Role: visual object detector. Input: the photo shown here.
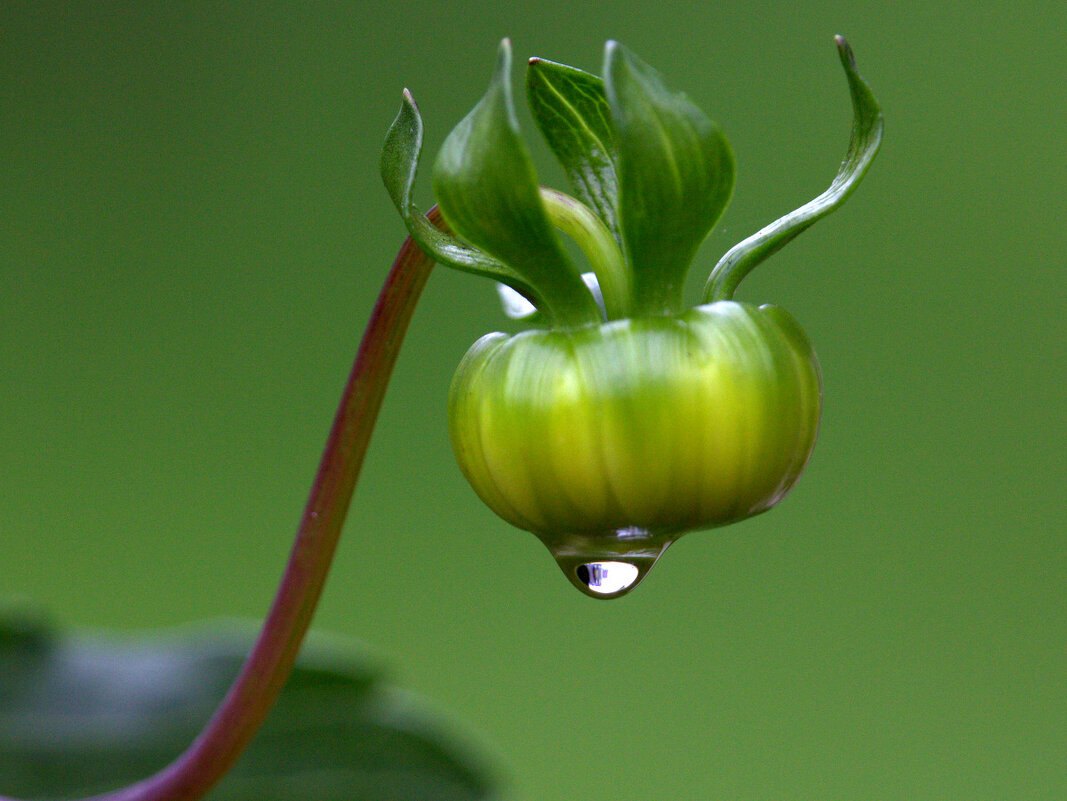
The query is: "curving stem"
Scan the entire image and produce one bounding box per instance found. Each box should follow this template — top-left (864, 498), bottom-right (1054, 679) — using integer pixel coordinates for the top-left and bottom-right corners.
top-left (539, 187), bottom-right (631, 321)
top-left (0, 211), bottom-right (440, 801)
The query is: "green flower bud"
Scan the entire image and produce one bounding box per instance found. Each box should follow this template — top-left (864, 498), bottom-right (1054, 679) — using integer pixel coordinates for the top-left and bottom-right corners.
top-left (381, 37), bottom-right (882, 597)
top-left (449, 302), bottom-right (821, 596)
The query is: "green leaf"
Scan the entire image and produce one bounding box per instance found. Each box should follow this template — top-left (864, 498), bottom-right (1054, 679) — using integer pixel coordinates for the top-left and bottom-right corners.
top-left (381, 88), bottom-right (542, 309)
top-left (605, 41), bottom-right (735, 315)
top-left (0, 613), bottom-right (498, 801)
top-left (703, 36), bottom-right (885, 302)
top-left (526, 58), bottom-right (622, 247)
top-left (433, 40), bottom-right (601, 329)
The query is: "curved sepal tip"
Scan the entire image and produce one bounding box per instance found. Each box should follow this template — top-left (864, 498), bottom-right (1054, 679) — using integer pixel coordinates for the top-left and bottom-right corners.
top-left (703, 36), bottom-right (884, 302)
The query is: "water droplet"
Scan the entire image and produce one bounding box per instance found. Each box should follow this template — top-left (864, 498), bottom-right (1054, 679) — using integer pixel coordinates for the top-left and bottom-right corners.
top-left (576, 561), bottom-right (640, 594)
top-left (537, 528), bottom-right (675, 599)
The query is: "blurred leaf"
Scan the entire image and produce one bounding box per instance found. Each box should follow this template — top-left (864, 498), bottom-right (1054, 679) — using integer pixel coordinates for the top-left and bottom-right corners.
top-left (526, 59), bottom-right (622, 247)
top-left (432, 40), bottom-right (600, 328)
top-left (605, 41), bottom-right (735, 314)
top-left (0, 613), bottom-right (498, 801)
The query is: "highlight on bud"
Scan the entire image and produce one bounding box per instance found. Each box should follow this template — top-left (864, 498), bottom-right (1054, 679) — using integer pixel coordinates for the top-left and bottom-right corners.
top-left (381, 37), bottom-right (883, 598)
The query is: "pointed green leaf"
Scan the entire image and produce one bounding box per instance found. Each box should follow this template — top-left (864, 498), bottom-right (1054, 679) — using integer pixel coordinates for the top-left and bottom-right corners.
top-left (381, 88), bottom-right (543, 309)
top-left (433, 40), bottom-right (601, 328)
top-left (704, 36), bottom-right (885, 302)
top-left (605, 41), bottom-right (735, 314)
top-left (526, 58), bottom-right (622, 246)
top-left (0, 614), bottom-right (498, 800)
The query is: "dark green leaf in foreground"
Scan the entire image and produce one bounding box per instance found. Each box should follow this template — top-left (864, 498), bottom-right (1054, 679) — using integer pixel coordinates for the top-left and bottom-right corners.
top-left (605, 41), bottom-right (735, 315)
top-left (0, 613), bottom-right (497, 801)
top-left (526, 58), bottom-right (622, 248)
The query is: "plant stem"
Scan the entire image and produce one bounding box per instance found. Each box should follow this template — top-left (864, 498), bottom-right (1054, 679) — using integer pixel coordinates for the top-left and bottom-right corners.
top-left (0, 212), bottom-right (439, 801)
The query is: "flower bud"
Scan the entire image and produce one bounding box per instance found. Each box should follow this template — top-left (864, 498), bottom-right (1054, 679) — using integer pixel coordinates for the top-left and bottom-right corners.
top-left (382, 37), bottom-right (881, 597)
top-left (449, 301), bottom-right (821, 596)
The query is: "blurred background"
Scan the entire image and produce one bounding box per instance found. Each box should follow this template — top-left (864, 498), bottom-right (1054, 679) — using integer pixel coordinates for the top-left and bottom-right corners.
top-left (2, 2), bottom-right (1064, 799)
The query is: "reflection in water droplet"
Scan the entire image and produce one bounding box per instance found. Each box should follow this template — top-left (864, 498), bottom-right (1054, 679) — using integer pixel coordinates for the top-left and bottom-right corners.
top-left (541, 528), bottom-right (673, 598)
top-left (576, 561), bottom-right (640, 595)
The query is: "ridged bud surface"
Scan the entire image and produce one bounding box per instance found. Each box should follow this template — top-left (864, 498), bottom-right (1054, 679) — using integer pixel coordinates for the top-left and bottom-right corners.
top-left (448, 301), bottom-right (822, 545)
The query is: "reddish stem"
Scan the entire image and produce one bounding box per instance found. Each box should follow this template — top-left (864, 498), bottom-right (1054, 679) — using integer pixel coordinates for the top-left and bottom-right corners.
top-left (0, 213), bottom-right (439, 801)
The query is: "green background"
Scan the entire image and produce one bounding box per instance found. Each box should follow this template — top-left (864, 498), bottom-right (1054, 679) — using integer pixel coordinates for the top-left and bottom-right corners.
top-left (2, 2), bottom-right (1064, 799)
